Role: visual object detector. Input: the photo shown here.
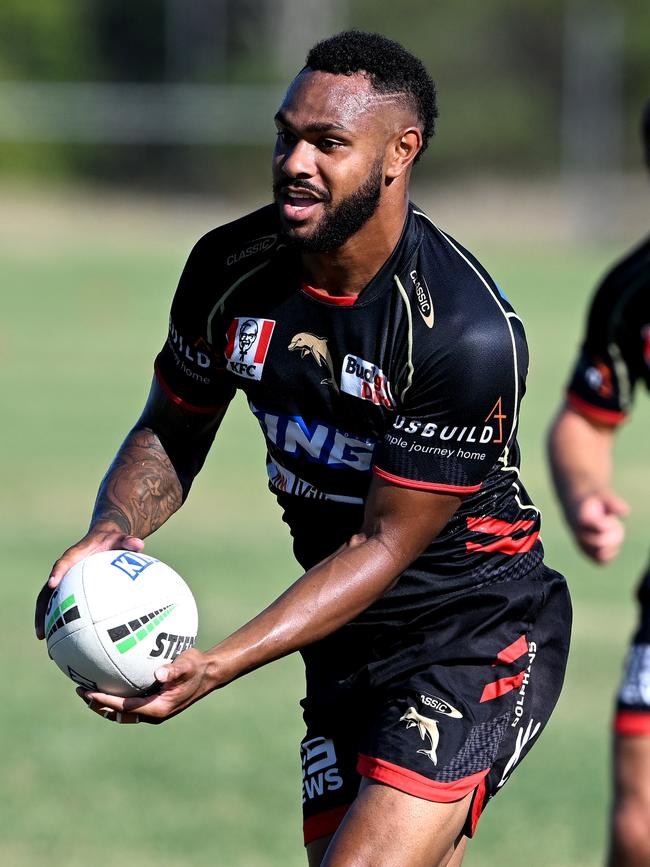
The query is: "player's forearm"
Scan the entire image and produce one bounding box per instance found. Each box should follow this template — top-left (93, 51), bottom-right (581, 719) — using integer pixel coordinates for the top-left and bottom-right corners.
top-left (203, 531), bottom-right (406, 687)
top-left (91, 426), bottom-right (184, 539)
top-left (547, 407), bottom-right (615, 524)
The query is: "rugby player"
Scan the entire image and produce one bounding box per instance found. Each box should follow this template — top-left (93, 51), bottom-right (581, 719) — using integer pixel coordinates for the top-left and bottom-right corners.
top-left (36, 32), bottom-right (572, 867)
top-left (548, 101), bottom-right (650, 867)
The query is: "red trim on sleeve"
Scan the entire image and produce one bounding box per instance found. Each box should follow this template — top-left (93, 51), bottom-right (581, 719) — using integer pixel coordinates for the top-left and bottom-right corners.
top-left (301, 282), bottom-right (357, 305)
top-left (372, 466), bottom-right (482, 494)
top-left (357, 754), bottom-right (489, 802)
top-left (469, 778), bottom-right (487, 837)
top-left (154, 363), bottom-right (231, 415)
top-left (495, 635), bottom-right (528, 665)
top-left (614, 711), bottom-right (650, 736)
top-left (303, 804), bottom-right (352, 846)
top-left (480, 671), bottom-right (526, 703)
top-left (567, 392), bottom-right (626, 426)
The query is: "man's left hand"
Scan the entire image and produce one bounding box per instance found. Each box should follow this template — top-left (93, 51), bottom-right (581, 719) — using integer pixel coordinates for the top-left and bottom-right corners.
top-left (77, 648), bottom-right (218, 725)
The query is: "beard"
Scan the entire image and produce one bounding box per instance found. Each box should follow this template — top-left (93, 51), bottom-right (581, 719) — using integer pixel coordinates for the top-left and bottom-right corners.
top-left (274, 158), bottom-right (384, 253)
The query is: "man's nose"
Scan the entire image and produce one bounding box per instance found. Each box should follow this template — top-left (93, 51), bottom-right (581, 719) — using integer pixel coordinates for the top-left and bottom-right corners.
top-left (281, 139), bottom-right (316, 178)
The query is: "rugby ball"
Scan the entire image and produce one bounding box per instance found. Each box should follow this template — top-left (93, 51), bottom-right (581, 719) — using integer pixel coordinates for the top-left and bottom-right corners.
top-left (45, 550), bottom-right (198, 697)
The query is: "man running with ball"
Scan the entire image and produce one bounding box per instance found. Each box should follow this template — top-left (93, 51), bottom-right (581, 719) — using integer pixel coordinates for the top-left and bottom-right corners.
top-left (36, 31), bottom-right (571, 867)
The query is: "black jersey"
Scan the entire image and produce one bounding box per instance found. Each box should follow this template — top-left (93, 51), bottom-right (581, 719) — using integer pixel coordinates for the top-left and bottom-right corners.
top-left (567, 237), bottom-right (650, 426)
top-left (155, 202), bottom-right (543, 602)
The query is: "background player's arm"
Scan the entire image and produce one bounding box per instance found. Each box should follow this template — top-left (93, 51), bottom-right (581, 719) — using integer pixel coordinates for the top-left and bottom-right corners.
top-left (548, 403), bottom-right (629, 563)
top-left (35, 376), bottom-right (229, 638)
top-left (78, 478), bottom-right (462, 722)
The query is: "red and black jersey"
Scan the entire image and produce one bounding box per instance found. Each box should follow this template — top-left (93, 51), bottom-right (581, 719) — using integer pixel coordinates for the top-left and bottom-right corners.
top-left (155, 202), bottom-right (543, 602)
top-left (567, 236), bottom-right (650, 426)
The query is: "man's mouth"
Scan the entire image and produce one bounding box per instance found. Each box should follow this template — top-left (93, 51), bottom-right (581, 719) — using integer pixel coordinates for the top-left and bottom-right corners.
top-left (277, 186), bottom-right (327, 223)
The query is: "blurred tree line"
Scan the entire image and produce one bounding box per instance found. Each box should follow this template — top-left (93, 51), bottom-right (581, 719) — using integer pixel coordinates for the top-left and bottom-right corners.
top-left (0, 0), bottom-right (647, 193)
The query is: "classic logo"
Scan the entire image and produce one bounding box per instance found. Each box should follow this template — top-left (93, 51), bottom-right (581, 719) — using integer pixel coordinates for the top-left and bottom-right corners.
top-left (111, 552), bottom-right (157, 580)
top-left (226, 234), bottom-right (277, 266)
top-left (410, 269), bottom-right (434, 328)
top-left (301, 736), bottom-right (343, 803)
top-left (400, 706), bottom-right (440, 765)
top-left (288, 332), bottom-right (338, 392)
top-left (340, 354), bottom-right (394, 407)
top-left (418, 693), bottom-right (463, 718)
top-left (225, 317), bottom-right (276, 381)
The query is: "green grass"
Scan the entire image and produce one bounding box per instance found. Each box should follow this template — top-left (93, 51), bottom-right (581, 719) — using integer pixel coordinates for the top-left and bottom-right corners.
top-left (2, 194), bottom-right (649, 866)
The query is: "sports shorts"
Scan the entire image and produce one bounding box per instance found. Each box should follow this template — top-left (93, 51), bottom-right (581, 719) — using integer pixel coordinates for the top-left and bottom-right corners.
top-left (299, 565), bottom-right (571, 845)
top-left (614, 565), bottom-right (650, 736)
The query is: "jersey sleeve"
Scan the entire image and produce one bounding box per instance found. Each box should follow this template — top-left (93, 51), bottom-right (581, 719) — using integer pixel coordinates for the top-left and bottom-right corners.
top-left (154, 234), bottom-right (236, 413)
top-left (373, 317), bottom-right (523, 494)
top-left (566, 275), bottom-right (636, 426)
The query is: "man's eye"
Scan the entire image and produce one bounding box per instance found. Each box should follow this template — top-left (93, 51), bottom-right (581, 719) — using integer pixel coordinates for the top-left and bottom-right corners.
top-left (276, 130), bottom-right (297, 146)
top-left (320, 139), bottom-right (342, 151)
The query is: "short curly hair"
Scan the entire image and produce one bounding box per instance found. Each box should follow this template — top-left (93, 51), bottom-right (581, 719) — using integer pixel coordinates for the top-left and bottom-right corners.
top-left (305, 30), bottom-right (438, 163)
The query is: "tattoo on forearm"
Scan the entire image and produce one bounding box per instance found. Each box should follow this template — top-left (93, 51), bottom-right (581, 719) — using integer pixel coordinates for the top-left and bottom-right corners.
top-left (91, 428), bottom-right (183, 538)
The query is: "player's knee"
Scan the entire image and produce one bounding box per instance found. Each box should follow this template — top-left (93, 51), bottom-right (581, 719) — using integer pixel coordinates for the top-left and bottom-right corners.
top-left (612, 795), bottom-right (650, 862)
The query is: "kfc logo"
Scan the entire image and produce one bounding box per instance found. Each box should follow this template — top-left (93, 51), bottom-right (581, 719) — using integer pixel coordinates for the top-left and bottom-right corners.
top-left (225, 317), bottom-right (275, 381)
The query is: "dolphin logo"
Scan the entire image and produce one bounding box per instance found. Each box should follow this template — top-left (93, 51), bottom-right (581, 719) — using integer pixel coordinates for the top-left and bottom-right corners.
top-left (400, 706), bottom-right (441, 765)
top-left (288, 332), bottom-right (339, 392)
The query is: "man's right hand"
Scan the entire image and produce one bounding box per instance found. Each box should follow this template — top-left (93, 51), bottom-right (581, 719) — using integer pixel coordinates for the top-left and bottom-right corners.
top-left (35, 529), bottom-right (144, 640)
top-left (571, 491), bottom-right (629, 564)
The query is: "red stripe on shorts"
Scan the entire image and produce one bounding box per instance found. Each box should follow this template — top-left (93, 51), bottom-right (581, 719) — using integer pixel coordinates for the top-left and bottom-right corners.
top-left (357, 754), bottom-right (489, 802)
top-left (303, 804), bottom-right (352, 846)
top-left (614, 711), bottom-right (650, 736)
top-left (480, 670), bottom-right (526, 703)
top-left (496, 635), bottom-right (528, 665)
top-left (469, 778), bottom-right (488, 837)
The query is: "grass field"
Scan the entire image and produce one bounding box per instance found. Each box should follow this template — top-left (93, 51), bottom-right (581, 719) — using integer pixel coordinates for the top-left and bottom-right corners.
top-left (2, 185), bottom-right (649, 866)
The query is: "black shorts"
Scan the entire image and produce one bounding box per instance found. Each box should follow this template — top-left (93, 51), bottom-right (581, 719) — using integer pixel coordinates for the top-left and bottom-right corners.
top-left (299, 566), bottom-right (571, 845)
top-left (615, 566), bottom-right (650, 736)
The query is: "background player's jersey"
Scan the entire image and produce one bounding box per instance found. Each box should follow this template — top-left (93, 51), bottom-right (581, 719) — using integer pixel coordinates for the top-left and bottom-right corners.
top-left (155, 202), bottom-right (543, 601)
top-left (567, 237), bottom-right (650, 426)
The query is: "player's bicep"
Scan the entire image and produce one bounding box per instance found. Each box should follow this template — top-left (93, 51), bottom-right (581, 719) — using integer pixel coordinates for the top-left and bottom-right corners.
top-left (136, 376), bottom-right (231, 485)
top-left (360, 475), bottom-right (462, 570)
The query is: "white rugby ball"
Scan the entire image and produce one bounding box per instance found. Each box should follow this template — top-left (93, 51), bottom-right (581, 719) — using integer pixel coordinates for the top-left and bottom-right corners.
top-left (46, 550), bottom-right (198, 697)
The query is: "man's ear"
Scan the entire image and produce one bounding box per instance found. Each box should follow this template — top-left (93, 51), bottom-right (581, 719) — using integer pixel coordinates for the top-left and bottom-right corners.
top-left (385, 128), bottom-right (422, 179)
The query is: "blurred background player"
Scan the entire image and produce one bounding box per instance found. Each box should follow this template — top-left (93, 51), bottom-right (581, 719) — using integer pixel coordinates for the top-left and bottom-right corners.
top-left (548, 100), bottom-right (650, 867)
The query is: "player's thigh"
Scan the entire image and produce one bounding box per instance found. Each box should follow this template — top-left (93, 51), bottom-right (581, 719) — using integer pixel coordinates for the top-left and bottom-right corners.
top-left (321, 779), bottom-right (471, 867)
